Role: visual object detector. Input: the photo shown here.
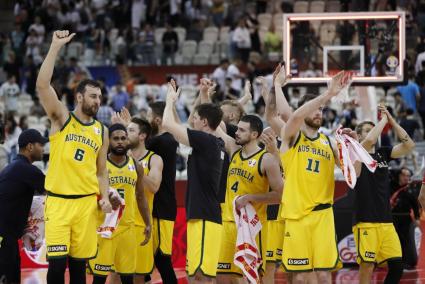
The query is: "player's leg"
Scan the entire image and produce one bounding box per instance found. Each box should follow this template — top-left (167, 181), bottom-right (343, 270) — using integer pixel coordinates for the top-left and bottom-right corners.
top-left (153, 218), bottom-right (177, 284)
top-left (45, 196), bottom-right (73, 284)
top-left (69, 257), bottom-right (86, 284)
top-left (109, 273), bottom-right (121, 284)
top-left (92, 275), bottom-right (107, 284)
top-left (263, 220), bottom-right (284, 284)
top-left (216, 221), bottom-right (244, 283)
top-left (377, 224), bottom-right (403, 284)
top-left (359, 262), bottom-right (375, 284)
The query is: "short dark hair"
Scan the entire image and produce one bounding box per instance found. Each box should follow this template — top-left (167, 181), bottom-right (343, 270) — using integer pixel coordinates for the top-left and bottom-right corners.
top-left (406, 108), bottom-right (414, 115)
top-left (131, 117), bottom-right (152, 139)
top-left (298, 93), bottom-right (318, 108)
top-left (149, 101), bottom-right (166, 118)
top-left (75, 79), bottom-right (101, 95)
top-left (194, 103), bottom-right (223, 130)
top-left (109, 123), bottom-right (127, 137)
top-left (355, 121), bottom-right (375, 134)
top-left (240, 115), bottom-right (263, 137)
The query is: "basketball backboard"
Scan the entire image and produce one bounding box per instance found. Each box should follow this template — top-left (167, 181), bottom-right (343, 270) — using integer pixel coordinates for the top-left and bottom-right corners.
top-left (282, 11), bottom-right (406, 86)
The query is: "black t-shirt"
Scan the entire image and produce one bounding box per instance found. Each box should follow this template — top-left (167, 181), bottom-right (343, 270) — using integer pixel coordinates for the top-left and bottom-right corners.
top-left (400, 118), bottom-right (420, 138)
top-left (186, 129), bottom-right (225, 224)
top-left (146, 132), bottom-right (178, 220)
top-left (353, 147), bottom-right (393, 224)
top-left (226, 123), bottom-right (238, 139)
top-left (0, 155), bottom-right (45, 238)
top-left (218, 150), bottom-right (230, 204)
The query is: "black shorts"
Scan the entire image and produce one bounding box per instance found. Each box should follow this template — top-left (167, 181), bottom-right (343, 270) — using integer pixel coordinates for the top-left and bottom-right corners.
top-left (0, 235), bottom-right (20, 283)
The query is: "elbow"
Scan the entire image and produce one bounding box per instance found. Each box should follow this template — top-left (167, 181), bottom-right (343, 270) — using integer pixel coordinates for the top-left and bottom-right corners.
top-left (407, 141), bottom-right (415, 152)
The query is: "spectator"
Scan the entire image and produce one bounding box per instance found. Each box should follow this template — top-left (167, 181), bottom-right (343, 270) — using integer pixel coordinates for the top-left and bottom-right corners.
top-left (3, 52), bottom-right (20, 84)
top-left (232, 18), bottom-right (251, 62)
top-left (21, 55), bottom-right (38, 99)
top-left (132, 0), bottom-right (146, 29)
top-left (223, 77), bottom-right (240, 100)
top-left (111, 82), bottom-right (130, 112)
top-left (161, 22), bottom-right (179, 65)
top-left (0, 74), bottom-right (20, 114)
top-left (186, 19), bottom-right (204, 42)
top-left (10, 24), bottom-right (25, 56)
top-left (97, 96), bottom-right (114, 126)
top-left (212, 59), bottom-right (229, 93)
top-left (28, 16), bottom-right (45, 42)
top-left (397, 74), bottom-right (420, 112)
top-left (24, 28), bottom-right (42, 64)
top-left (140, 24), bottom-right (156, 65)
top-left (227, 57), bottom-right (244, 96)
top-left (19, 116), bottom-right (28, 131)
top-left (391, 167), bottom-right (420, 269)
top-left (394, 92), bottom-right (408, 119)
top-left (4, 113), bottom-right (22, 163)
top-left (264, 24), bottom-right (282, 54)
top-left (211, 0), bottom-right (225, 27)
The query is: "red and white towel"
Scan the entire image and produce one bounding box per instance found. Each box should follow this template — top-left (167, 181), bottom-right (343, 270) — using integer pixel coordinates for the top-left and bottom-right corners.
top-left (233, 196), bottom-right (262, 284)
top-left (97, 188), bottom-right (125, 238)
top-left (335, 127), bottom-right (377, 189)
top-left (23, 195), bottom-right (46, 251)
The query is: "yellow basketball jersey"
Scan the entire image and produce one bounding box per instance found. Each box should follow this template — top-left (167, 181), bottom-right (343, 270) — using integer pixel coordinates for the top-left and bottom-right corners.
top-left (280, 132), bottom-right (335, 220)
top-left (107, 156), bottom-right (138, 236)
top-left (222, 148), bottom-right (269, 222)
top-left (45, 113), bottom-right (104, 195)
top-left (134, 151), bottom-right (155, 226)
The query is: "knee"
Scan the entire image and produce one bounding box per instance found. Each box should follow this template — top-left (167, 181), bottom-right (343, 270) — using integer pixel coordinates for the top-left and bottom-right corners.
top-left (360, 262), bottom-right (375, 275)
top-left (292, 272), bottom-right (308, 284)
top-left (48, 257), bottom-right (67, 272)
top-left (316, 271), bottom-right (331, 283)
top-left (388, 259), bottom-right (403, 274)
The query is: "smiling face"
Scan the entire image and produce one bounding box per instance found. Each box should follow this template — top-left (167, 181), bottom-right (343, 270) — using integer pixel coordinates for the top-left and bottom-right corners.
top-left (304, 106), bottom-right (324, 129)
top-left (77, 85), bottom-right (102, 117)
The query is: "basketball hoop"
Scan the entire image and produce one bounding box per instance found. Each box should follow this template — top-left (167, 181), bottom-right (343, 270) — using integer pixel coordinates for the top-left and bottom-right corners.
top-left (328, 71), bottom-right (355, 104)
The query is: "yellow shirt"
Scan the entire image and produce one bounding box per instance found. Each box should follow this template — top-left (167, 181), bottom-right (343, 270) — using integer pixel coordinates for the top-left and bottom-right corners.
top-left (134, 151), bottom-right (155, 226)
top-left (45, 113), bottom-right (104, 196)
top-left (280, 132), bottom-right (335, 220)
top-left (222, 148), bottom-right (269, 222)
top-left (108, 156), bottom-right (138, 236)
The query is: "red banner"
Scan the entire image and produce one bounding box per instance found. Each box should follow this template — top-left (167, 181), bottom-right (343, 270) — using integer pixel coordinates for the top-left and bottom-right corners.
top-left (128, 65), bottom-right (217, 85)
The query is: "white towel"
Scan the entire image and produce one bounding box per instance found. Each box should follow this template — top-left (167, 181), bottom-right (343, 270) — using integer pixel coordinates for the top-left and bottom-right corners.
top-left (233, 196), bottom-right (262, 284)
top-left (22, 195), bottom-right (46, 251)
top-left (335, 127), bottom-right (377, 189)
top-left (97, 188), bottom-right (125, 239)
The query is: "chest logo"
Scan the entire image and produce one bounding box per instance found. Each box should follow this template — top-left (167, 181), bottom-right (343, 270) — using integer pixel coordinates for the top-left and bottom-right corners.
top-left (94, 126), bottom-right (101, 135)
top-left (248, 159), bottom-right (257, 167)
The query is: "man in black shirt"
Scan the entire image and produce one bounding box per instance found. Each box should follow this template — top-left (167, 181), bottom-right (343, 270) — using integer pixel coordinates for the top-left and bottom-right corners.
top-left (146, 101), bottom-right (178, 283)
top-left (353, 105), bottom-right (415, 284)
top-left (0, 129), bottom-right (47, 283)
top-left (163, 80), bottom-right (225, 283)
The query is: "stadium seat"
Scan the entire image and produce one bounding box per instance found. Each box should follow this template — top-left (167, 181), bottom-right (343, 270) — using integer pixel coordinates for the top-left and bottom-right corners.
top-left (326, 0), bottom-right (341, 12)
top-left (210, 53), bottom-right (220, 65)
top-left (193, 54), bottom-right (209, 65)
top-left (219, 26), bottom-right (230, 42)
top-left (27, 116), bottom-right (39, 126)
top-left (294, 1), bottom-right (309, 13)
top-left (310, 1), bottom-right (325, 12)
top-left (273, 13), bottom-right (284, 29)
top-left (67, 42), bottom-right (83, 58)
top-left (257, 13), bottom-right (272, 29)
top-left (198, 41), bottom-right (214, 55)
top-left (174, 27), bottom-right (187, 44)
top-left (154, 27), bottom-right (166, 44)
top-left (203, 27), bottom-right (219, 42)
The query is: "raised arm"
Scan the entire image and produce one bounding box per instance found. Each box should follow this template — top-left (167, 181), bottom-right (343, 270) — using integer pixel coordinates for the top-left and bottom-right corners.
top-left (281, 71), bottom-right (347, 148)
top-left (215, 122), bottom-right (240, 156)
top-left (162, 80), bottom-right (190, 146)
top-left (36, 30), bottom-right (74, 130)
top-left (135, 161), bottom-right (151, 245)
top-left (360, 109), bottom-right (388, 152)
top-left (142, 154), bottom-right (163, 194)
top-left (273, 63), bottom-right (292, 122)
top-left (97, 128), bottom-right (112, 213)
top-left (381, 107), bottom-right (415, 158)
top-left (262, 76), bottom-right (285, 136)
top-left (235, 153), bottom-right (283, 209)
top-left (238, 81), bottom-right (252, 106)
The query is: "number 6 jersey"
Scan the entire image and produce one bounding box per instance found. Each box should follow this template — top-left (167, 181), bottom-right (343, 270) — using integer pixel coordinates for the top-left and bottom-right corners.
top-left (280, 132), bottom-right (335, 220)
top-left (45, 113), bottom-right (104, 196)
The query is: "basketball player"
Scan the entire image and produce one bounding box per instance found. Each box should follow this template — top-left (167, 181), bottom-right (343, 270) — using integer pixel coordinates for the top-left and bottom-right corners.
top-left (146, 101), bottom-right (179, 283)
top-left (128, 117), bottom-right (163, 284)
top-left (36, 30), bottom-right (112, 283)
top-left (216, 114), bottom-right (283, 284)
top-left (278, 71), bottom-right (348, 283)
top-left (163, 80), bottom-right (225, 283)
top-left (352, 105), bottom-right (414, 284)
top-left (88, 124), bottom-right (151, 284)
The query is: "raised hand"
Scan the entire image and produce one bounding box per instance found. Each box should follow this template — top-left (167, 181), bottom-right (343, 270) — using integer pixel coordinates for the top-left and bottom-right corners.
top-left (328, 71), bottom-right (352, 96)
top-left (273, 63), bottom-right (290, 87)
top-left (257, 76), bottom-right (269, 102)
top-left (166, 79), bottom-right (180, 104)
top-left (51, 30), bottom-right (76, 48)
top-left (260, 129), bottom-right (278, 155)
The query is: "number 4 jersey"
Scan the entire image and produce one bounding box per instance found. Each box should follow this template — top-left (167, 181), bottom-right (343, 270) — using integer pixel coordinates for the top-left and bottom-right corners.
top-left (222, 148), bottom-right (269, 222)
top-left (280, 132), bottom-right (335, 220)
top-left (45, 113), bottom-right (104, 196)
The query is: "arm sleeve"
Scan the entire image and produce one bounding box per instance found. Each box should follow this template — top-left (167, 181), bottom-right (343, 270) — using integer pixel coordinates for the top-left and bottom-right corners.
top-left (30, 167), bottom-right (46, 194)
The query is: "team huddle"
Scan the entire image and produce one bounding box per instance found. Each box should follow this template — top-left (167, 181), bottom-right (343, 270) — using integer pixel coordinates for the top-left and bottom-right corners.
top-left (34, 30), bottom-right (417, 284)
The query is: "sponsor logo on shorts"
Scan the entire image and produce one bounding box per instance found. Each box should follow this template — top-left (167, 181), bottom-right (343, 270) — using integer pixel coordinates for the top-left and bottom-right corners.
top-left (94, 264), bottom-right (112, 272)
top-left (217, 263), bottom-right (231, 269)
top-left (47, 245), bottom-right (67, 252)
top-left (285, 232), bottom-right (290, 237)
top-left (288, 258), bottom-right (309, 265)
top-left (276, 249), bottom-right (282, 256)
top-left (365, 251), bottom-right (375, 259)
top-left (266, 251), bottom-right (273, 257)
top-left (363, 230), bottom-right (368, 236)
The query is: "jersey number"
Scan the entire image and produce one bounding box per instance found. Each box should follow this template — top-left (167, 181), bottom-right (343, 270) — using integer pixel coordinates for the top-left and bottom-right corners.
top-left (117, 189), bottom-right (125, 199)
top-left (306, 159), bottom-right (320, 173)
top-left (231, 181), bottom-right (239, 193)
top-left (74, 149), bottom-right (85, 161)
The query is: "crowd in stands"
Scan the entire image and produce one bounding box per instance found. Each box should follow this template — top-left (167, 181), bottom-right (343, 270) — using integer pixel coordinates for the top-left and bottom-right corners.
top-left (0, 0), bottom-right (425, 178)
